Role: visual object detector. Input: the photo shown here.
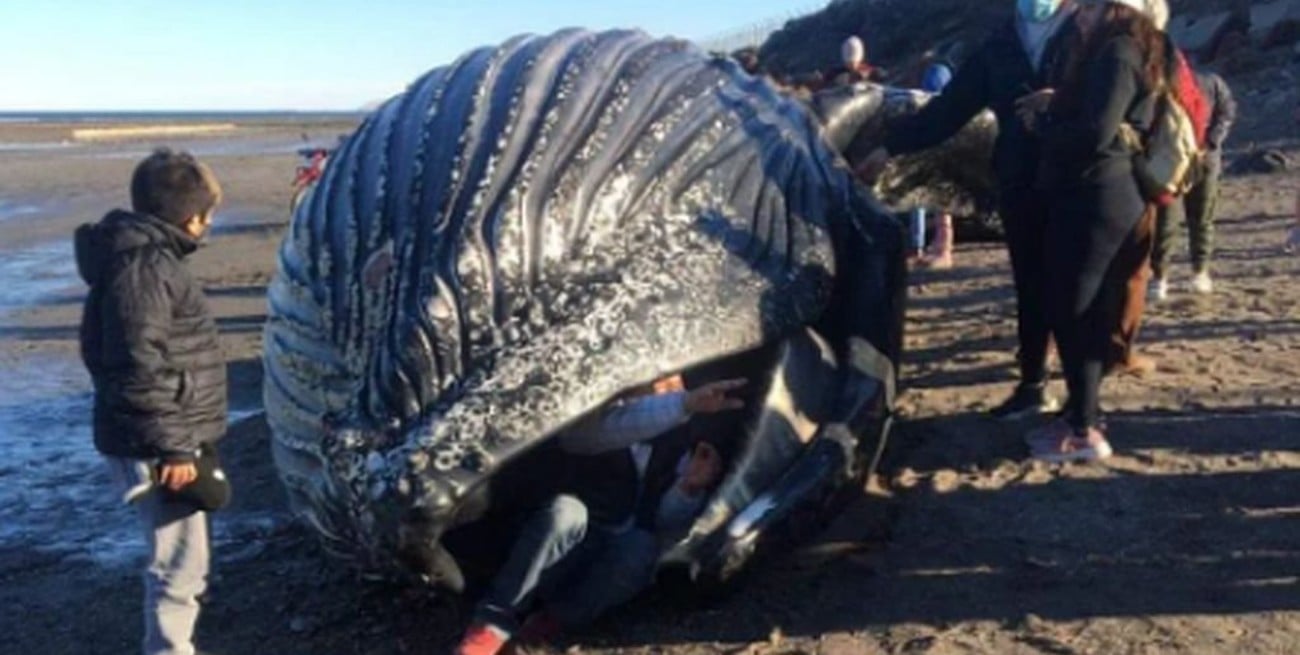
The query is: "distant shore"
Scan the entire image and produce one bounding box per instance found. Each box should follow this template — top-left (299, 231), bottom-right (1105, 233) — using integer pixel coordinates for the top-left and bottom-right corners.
top-left (0, 115), bottom-right (362, 147)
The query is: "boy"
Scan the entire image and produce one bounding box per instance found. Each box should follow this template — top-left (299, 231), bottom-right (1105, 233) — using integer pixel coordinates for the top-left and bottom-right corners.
top-left (75, 148), bottom-right (228, 655)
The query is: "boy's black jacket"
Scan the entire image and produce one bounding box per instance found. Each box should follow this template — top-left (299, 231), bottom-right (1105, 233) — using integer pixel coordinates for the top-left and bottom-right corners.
top-left (76, 210), bottom-right (227, 462)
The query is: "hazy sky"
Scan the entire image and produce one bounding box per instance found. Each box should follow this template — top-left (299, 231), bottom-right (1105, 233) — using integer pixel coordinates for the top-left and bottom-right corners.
top-left (0, 0), bottom-right (822, 111)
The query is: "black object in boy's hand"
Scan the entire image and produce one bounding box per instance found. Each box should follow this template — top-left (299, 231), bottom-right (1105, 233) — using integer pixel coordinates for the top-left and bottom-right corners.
top-left (153, 444), bottom-right (231, 511)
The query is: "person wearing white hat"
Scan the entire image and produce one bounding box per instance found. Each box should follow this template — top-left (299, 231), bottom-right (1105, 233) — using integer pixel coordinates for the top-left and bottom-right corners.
top-left (842, 35), bottom-right (864, 68)
top-left (831, 35), bottom-right (879, 85)
top-left (1147, 0), bottom-right (1170, 30)
top-left (1064, 0), bottom-right (1173, 377)
top-left (1028, 0), bottom-right (1170, 461)
top-left (1073, 0), bottom-right (1167, 29)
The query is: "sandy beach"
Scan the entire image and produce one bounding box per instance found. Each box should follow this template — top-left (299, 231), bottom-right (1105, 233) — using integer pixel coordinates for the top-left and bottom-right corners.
top-left (0, 102), bottom-right (1297, 655)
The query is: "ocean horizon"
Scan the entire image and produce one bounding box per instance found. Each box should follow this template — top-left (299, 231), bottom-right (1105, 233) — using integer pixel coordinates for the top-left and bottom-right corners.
top-left (0, 110), bottom-right (367, 124)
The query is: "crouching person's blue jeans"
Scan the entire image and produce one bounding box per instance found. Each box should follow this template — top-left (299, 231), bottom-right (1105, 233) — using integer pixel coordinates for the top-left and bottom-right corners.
top-left (475, 494), bottom-right (659, 635)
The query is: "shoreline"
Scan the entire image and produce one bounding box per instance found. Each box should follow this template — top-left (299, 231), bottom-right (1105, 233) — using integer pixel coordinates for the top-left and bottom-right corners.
top-left (0, 117), bottom-right (362, 146)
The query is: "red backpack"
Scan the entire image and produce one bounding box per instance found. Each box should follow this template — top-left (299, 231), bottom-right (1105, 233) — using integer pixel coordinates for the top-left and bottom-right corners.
top-left (1171, 49), bottom-right (1210, 149)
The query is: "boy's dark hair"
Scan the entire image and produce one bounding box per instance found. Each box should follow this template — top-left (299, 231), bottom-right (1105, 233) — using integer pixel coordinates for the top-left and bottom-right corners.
top-left (130, 148), bottom-right (223, 226)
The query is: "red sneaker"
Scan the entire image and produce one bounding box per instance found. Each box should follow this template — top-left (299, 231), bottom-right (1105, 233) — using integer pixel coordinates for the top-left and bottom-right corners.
top-left (456, 623), bottom-right (509, 655)
top-left (516, 610), bottom-right (564, 645)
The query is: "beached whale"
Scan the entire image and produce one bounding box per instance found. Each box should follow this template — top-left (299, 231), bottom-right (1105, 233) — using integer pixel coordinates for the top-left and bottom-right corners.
top-left (263, 29), bottom-right (906, 591)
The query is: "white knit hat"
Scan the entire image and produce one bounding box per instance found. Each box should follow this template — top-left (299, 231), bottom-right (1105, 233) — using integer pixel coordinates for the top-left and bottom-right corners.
top-left (1148, 0), bottom-right (1170, 30)
top-left (841, 36), bottom-right (865, 67)
top-left (1078, 0), bottom-right (1168, 27)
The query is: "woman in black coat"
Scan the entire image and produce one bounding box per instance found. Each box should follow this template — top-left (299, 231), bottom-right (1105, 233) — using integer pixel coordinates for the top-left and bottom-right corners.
top-left (1022, 0), bottom-right (1167, 461)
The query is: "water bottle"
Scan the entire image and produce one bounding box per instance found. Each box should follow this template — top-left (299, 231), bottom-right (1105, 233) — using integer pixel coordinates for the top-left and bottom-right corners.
top-left (910, 207), bottom-right (927, 257)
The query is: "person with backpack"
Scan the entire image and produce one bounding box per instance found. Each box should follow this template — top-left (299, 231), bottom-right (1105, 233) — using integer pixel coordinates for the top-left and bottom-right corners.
top-left (1104, 14), bottom-right (1209, 375)
top-left (1020, 0), bottom-right (1171, 461)
top-left (1150, 69), bottom-right (1236, 299)
top-left (856, 0), bottom-right (1079, 422)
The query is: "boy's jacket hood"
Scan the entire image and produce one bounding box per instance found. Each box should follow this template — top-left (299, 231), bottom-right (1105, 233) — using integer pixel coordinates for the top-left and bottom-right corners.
top-left (74, 210), bottom-right (198, 286)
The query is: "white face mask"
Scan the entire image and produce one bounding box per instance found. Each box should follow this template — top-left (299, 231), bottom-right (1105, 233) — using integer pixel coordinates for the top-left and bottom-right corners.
top-left (1018, 0), bottom-right (1063, 23)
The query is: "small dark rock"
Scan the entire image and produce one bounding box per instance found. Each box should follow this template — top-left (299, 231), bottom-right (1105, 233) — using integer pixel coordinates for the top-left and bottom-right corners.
top-left (1229, 149), bottom-right (1291, 174)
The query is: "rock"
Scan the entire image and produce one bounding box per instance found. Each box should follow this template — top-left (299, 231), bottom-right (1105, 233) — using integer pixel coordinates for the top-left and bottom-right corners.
top-left (1229, 149), bottom-right (1291, 174)
top-left (1169, 11), bottom-right (1240, 61)
top-left (1252, 0), bottom-right (1300, 48)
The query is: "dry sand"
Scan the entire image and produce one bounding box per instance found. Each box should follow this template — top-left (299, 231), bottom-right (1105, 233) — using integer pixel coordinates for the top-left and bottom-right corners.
top-left (0, 114), bottom-right (1296, 655)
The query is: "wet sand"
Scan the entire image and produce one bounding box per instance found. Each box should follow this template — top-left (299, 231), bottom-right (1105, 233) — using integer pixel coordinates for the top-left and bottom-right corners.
top-left (0, 117), bottom-right (1297, 654)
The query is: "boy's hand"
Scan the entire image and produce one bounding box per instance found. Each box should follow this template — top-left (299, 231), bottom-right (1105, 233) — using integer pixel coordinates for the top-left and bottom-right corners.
top-left (683, 378), bottom-right (746, 414)
top-left (158, 462), bottom-right (198, 491)
top-left (679, 442), bottom-right (723, 495)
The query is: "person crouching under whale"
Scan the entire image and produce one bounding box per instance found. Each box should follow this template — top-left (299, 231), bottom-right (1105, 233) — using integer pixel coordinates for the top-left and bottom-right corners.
top-left (455, 375), bottom-right (747, 655)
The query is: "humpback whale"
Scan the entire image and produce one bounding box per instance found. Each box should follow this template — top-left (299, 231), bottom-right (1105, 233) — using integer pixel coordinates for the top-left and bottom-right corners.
top-left (264, 29), bottom-right (909, 590)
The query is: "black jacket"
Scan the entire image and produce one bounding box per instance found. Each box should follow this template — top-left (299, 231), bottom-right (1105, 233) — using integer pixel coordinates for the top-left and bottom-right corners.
top-left (882, 20), bottom-right (1078, 197)
top-left (76, 210), bottom-right (227, 462)
top-left (1038, 35), bottom-right (1157, 194)
top-left (566, 428), bottom-right (693, 529)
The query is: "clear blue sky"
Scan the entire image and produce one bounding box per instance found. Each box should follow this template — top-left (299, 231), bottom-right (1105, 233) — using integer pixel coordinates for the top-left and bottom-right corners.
top-left (0, 0), bottom-right (823, 111)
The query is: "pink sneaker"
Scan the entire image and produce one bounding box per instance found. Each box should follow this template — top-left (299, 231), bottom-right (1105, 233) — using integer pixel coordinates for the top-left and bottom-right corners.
top-left (1033, 427), bottom-right (1113, 463)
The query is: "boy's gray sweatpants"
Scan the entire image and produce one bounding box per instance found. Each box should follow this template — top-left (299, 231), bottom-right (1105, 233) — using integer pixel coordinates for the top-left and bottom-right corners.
top-left (106, 457), bottom-right (209, 655)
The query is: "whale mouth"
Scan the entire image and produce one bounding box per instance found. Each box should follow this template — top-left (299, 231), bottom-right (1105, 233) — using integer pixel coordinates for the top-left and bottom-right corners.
top-left (411, 325), bottom-right (896, 592)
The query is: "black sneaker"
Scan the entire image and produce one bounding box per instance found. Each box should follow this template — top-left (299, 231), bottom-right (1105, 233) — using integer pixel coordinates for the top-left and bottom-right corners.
top-left (989, 383), bottom-right (1061, 421)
